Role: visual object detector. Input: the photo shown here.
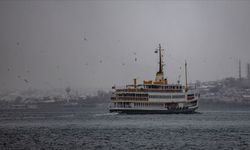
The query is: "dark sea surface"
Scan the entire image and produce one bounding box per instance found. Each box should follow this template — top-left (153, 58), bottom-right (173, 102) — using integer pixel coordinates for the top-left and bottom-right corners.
top-left (0, 102), bottom-right (250, 150)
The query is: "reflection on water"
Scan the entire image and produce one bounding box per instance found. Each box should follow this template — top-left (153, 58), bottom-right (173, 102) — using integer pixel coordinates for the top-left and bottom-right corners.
top-left (0, 104), bottom-right (250, 149)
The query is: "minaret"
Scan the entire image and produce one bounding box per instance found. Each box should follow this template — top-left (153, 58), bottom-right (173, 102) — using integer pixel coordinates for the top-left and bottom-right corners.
top-left (247, 63), bottom-right (250, 80)
top-left (239, 59), bottom-right (242, 80)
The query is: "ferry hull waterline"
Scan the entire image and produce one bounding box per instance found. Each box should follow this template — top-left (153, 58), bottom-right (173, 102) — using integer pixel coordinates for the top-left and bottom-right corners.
top-left (109, 107), bottom-right (198, 114)
top-left (109, 44), bottom-right (200, 114)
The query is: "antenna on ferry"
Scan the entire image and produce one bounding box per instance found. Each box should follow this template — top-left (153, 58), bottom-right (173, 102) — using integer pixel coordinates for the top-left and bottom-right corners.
top-left (185, 60), bottom-right (188, 92)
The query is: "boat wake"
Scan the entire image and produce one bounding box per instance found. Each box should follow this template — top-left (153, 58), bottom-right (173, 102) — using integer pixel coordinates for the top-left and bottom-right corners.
top-left (94, 112), bottom-right (119, 117)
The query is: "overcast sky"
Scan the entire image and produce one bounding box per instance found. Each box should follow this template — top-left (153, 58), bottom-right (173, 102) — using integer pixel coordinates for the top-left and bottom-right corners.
top-left (1, 1), bottom-right (250, 91)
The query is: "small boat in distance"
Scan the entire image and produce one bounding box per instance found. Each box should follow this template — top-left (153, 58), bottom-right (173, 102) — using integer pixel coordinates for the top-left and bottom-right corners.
top-left (110, 44), bottom-right (200, 114)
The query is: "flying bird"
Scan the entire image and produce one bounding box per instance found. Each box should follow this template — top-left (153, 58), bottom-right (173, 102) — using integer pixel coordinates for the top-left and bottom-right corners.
top-left (83, 32), bottom-right (88, 41)
top-left (24, 79), bottom-right (29, 83)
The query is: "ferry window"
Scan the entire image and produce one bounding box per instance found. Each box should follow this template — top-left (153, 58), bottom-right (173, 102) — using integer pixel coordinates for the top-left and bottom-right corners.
top-left (172, 95), bottom-right (185, 99)
top-left (165, 95), bottom-right (171, 99)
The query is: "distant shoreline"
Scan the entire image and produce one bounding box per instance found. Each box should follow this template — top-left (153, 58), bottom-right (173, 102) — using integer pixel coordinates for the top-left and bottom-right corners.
top-left (199, 99), bottom-right (250, 111)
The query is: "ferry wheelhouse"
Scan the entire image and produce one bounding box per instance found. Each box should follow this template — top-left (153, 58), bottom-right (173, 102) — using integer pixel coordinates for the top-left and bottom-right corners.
top-left (109, 44), bottom-right (199, 114)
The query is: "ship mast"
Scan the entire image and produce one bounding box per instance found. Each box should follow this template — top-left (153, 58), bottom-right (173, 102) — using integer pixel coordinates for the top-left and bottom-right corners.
top-left (159, 44), bottom-right (163, 74)
top-left (155, 43), bottom-right (165, 83)
top-left (185, 61), bottom-right (188, 92)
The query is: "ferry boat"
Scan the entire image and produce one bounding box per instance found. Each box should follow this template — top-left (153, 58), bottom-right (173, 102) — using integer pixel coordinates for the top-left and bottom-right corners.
top-left (109, 44), bottom-right (199, 114)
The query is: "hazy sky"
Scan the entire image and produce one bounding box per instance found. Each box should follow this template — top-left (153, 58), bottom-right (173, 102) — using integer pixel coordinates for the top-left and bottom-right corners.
top-left (1, 1), bottom-right (250, 91)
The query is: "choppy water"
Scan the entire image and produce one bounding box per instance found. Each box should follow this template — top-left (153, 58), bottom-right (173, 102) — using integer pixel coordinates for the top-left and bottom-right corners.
top-left (0, 103), bottom-right (250, 150)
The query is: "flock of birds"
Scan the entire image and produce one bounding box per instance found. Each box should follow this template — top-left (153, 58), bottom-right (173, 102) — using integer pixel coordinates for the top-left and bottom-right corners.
top-left (5, 33), bottom-right (140, 87)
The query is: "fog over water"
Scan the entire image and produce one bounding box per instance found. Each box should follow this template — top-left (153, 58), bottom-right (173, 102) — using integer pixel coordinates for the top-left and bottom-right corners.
top-left (1, 1), bottom-right (250, 91)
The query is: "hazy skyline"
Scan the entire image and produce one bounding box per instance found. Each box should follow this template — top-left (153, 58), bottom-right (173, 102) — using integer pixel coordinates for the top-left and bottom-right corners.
top-left (1, 1), bottom-right (250, 91)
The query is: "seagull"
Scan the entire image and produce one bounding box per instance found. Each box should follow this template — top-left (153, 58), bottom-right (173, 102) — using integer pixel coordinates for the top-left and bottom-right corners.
top-left (24, 79), bottom-right (29, 83)
top-left (83, 32), bottom-right (88, 41)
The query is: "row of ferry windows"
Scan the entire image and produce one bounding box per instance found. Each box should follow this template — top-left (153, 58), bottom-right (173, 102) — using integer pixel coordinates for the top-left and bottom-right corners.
top-left (149, 95), bottom-right (185, 99)
top-left (114, 102), bottom-right (163, 108)
top-left (145, 85), bottom-right (183, 90)
top-left (117, 93), bottom-right (148, 97)
top-left (116, 97), bottom-right (147, 101)
top-left (134, 103), bottom-right (162, 107)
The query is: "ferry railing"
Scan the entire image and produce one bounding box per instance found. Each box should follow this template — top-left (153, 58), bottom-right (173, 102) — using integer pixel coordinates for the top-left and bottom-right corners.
top-left (112, 97), bottom-right (148, 101)
top-left (115, 88), bottom-right (183, 93)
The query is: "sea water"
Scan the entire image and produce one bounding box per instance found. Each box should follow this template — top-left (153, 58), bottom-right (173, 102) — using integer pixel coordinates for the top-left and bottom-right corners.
top-left (0, 103), bottom-right (250, 150)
